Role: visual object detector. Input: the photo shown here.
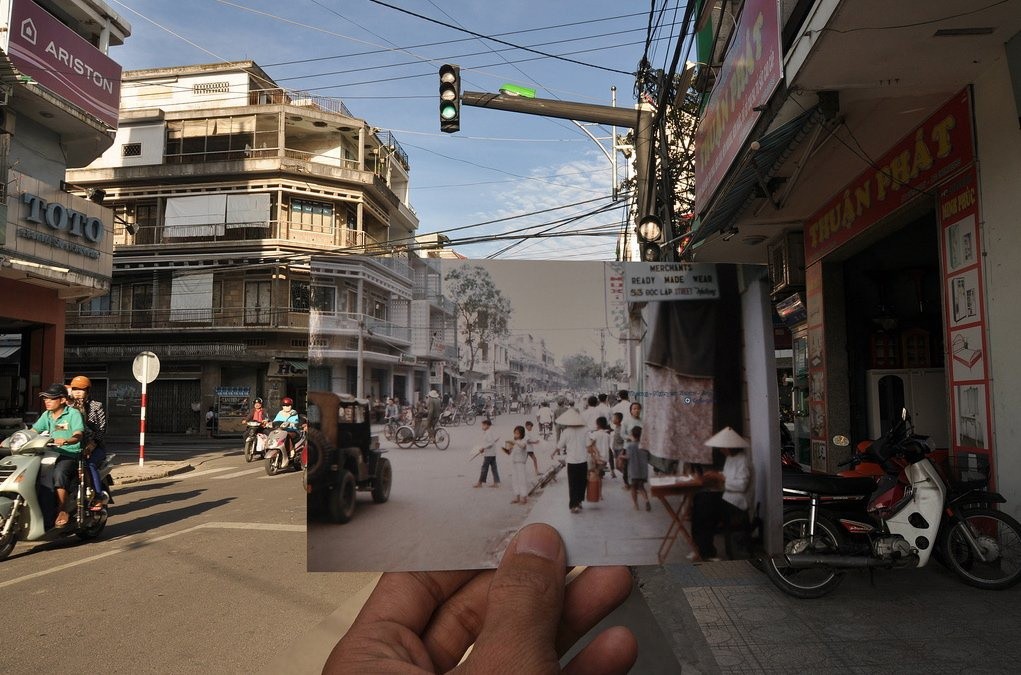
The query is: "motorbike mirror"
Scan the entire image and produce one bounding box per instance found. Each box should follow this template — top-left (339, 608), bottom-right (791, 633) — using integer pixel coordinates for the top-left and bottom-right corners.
top-left (832, 435), bottom-right (850, 447)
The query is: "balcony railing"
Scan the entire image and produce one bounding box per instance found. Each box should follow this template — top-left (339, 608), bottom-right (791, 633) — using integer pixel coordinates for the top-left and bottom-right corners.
top-left (67, 307), bottom-right (312, 331)
top-left (311, 311), bottom-right (411, 343)
top-left (116, 219), bottom-right (392, 251)
top-left (66, 343), bottom-right (247, 360)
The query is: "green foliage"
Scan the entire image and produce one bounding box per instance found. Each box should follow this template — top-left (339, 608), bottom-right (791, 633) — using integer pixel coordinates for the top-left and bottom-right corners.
top-left (444, 265), bottom-right (513, 385)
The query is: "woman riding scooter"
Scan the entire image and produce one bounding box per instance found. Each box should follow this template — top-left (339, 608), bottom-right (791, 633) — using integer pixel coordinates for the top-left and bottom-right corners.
top-left (67, 376), bottom-right (111, 510)
top-left (272, 397), bottom-right (301, 464)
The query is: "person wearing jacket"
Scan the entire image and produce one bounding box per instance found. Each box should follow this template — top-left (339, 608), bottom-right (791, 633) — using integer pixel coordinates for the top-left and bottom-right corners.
top-left (67, 375), bottom-right (111, 510)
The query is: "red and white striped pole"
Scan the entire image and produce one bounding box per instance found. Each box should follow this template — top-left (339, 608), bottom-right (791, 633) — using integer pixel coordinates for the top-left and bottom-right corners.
top-left (139, 377), bottom-right (147, 467)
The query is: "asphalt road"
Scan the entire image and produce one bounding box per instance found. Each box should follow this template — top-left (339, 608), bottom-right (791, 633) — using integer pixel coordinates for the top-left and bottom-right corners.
top-left (1, 445), bottom-right (375, 674)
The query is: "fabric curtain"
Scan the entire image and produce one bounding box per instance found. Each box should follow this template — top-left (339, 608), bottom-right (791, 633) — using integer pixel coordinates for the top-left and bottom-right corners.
top-left (170, 273), bottom-right (213, 322)
top-left (165, 195), bottom-right (226, 237)
top-left (225, 193), bottom-right (270, 229)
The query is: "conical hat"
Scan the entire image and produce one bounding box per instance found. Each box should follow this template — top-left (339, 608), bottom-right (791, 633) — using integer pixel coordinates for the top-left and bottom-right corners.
top-left (704, 426), bottom-right (749, 448)
top-left (556, 407), bottom-right (586, 427)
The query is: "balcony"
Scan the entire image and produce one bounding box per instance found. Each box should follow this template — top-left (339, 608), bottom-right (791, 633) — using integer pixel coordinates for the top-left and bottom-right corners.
top-left (66, 343), bottom-right (247, 360)
top-left (67, 307), bottom-right (311, 332)
top-left (115, 218), bottom-right (393, 253)
top-left (311, 312), bottom-right (411, 344)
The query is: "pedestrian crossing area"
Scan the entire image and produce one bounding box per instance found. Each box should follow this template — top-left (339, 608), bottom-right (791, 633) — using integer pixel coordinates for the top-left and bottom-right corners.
top-left (167, 465), bottom-right (300, 481)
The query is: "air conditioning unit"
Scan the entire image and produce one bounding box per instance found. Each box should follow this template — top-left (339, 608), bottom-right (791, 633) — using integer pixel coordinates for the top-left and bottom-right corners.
top-left (767, 231), bottom-right (805, 298)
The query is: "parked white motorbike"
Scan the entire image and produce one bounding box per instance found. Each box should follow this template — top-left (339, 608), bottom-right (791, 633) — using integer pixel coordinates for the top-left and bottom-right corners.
top-left (0, 429), bottom-right (113, 561)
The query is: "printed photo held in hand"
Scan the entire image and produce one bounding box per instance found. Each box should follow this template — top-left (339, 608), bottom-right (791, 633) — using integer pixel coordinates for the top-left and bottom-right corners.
top-left (324, 523), bottom-right (637, 675)
top-left (306, 259), bottom-right (777, 571)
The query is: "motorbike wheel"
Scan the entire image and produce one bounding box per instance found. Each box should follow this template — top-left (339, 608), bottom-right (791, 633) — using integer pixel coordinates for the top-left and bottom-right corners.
top-left (941, 508), bottom-right (1021, 590)
top-left (395, 426), bottom-right (415, 449)
top-left (76, 510), bottom-right (108, 540)
top-left (764, 509), bottom-right (845, 599)
top-left (0, 514), bottom-right (18, 561)
top-left (244, 436), bottom-right (255, 463)
top-left (433, 428), bottom-right (450, 450)
top-left (327, 469), bottom-right (357, 524)
top-left (265, 455), bottom-right (281, 476)
top-left (372, 457), bottom-right (392, 504)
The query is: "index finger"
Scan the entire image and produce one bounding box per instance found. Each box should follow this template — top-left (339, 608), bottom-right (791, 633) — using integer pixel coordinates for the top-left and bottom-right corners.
top-left (354, 570), bottom-right (480, 634)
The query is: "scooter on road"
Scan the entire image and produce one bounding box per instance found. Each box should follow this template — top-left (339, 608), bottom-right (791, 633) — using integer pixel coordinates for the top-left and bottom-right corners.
top-left (0, 429), bottom-right (113, 561)
top-left (264, 422), bottom-right (305, 476)
top-left (243, 421), bottom-right (269, 463)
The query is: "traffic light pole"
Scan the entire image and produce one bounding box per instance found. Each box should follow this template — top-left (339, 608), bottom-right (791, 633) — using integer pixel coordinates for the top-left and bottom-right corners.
top-left (462, 91), bottom-right (657, 240)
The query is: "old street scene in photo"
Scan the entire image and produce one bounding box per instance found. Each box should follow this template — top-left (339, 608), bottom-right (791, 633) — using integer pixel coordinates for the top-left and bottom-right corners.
top-left (306, 258), bottom-right (778, 571)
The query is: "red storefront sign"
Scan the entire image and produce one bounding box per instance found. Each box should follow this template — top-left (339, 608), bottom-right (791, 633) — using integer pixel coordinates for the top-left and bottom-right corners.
top-left (805, 88), bottom-right (974, 265)
top-left (693, 0), bottom-right (782, 215)
top-left (5, 0), bottom-right (122, 128)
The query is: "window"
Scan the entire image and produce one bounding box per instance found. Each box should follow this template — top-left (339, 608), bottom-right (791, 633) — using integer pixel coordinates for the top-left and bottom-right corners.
top-left (194, 81), bottom-right (231, 95)
top-left (289, 198), bottom-right (334, 233)
top-left (122, 142), bottom-right (142, 157)
top-left (80, 293), bottom-right (111, 316)
top-left (131, 284), bottom-right (153, 328)
top-left (291, 281), bottom-right (336, 312)
top-left (245, 280), bottom-right (271, 325)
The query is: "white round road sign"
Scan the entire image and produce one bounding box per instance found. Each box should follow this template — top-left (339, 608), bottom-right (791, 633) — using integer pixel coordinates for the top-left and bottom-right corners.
top-left (132, 351), bottom-right (161, 384)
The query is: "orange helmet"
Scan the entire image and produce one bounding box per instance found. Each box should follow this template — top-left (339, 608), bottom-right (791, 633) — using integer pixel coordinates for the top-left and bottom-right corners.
top-left (281, 397), bottom-right (294, 406)
top-left (69, 375), bottom-right (92, 389)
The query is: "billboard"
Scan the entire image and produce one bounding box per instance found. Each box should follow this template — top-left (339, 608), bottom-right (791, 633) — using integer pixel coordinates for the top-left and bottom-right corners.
top-left (4, 0), bottom-right (122, 128)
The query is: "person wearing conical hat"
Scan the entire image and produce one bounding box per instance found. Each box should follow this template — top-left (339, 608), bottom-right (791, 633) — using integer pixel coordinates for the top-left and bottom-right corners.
top-left (554, 407), bottom-right (589, 513)
top-left (691, 427), bottom-right (752, 562)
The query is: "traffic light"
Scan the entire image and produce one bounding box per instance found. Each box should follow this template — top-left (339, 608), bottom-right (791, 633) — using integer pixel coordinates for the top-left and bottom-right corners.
top-left (636, 214), bottom-right (664, 262)
top-left (439, 64), bottom-right (461, 133)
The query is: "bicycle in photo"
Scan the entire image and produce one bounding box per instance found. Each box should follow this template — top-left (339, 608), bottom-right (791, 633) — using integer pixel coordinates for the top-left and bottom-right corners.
top-left (394, 419), bottom-right (450, 450)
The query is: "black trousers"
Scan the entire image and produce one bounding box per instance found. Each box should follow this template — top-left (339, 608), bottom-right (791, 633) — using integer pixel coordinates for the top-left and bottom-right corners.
top-left (692, 492), bottom-right (749, 559)
top-left (567, 462), bottom-right (587, 508)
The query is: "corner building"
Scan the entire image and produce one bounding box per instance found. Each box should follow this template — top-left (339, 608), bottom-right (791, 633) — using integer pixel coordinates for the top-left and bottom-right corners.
top-left (64, 61), bottom-right (419, 435)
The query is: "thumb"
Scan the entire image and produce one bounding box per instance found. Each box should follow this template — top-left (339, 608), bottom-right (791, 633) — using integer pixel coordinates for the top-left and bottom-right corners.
top-left (464, 524), bottom-right (566, 674)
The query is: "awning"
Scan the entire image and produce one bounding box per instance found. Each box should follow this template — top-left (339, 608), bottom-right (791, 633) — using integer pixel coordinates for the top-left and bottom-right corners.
top-left (691, 107), bottom-right (823, 248)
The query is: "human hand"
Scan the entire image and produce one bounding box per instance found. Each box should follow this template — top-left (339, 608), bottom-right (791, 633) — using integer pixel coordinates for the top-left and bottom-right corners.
top-left (325, 523), bottom-right (637, 674)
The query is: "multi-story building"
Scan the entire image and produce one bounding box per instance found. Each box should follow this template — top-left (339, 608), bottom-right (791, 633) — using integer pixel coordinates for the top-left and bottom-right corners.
top-left (409, 255), bottom-right (459, 399)
top-left (686, 1), bottom-right (1021, 511)
top-left (63, 60), bottom-right (418, 434)
top-left (0, 0), bottom-right (130, 416)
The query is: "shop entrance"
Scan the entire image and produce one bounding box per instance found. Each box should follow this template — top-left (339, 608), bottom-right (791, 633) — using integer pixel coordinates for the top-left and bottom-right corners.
top-left (841, 210), bottom-right (949, 448)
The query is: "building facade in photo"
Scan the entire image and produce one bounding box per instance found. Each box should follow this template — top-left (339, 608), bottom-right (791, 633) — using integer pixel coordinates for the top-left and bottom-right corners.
top-left (63, 61), bottom-right (418, 435)
top-left (0, 0), bottom-right (130, 418)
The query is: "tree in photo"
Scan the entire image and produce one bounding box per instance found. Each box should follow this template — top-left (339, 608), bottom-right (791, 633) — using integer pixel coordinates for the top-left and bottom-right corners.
top-left (445, 265), bottom-right (512, 393)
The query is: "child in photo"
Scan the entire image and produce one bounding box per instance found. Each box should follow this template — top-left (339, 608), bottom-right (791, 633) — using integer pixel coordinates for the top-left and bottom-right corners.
top-left (524, 420), bottom-right (541, 475)
top-left (510, 425), bottom-right (530, 504)
top-left (622, 426), bottom-right (651, 511)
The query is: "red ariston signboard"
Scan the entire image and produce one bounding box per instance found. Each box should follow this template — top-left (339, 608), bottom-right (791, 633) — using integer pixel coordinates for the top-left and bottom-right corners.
top-left (5, 0), bottom-right (122, 128)
top-left (805, 88), bottom-right (975, 265)
top-left (694, 0), bottom-right (782, 215)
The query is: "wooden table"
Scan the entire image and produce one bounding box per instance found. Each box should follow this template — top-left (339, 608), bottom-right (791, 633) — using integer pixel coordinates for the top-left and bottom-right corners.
top-left (650, 476), bottom-right (705, 564)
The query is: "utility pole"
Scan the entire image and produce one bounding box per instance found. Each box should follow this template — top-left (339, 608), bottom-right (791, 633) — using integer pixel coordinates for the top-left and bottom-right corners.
top-left (461, 92), bottom-right (658, 238)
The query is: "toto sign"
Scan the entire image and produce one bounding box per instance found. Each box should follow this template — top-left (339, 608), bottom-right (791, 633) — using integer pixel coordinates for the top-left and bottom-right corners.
top-left (22, 192), bottom-right (104, 243)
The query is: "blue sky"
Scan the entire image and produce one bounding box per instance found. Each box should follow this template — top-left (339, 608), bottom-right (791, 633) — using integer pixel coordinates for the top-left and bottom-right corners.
top-left (106, 0), bottom-right (688, 260)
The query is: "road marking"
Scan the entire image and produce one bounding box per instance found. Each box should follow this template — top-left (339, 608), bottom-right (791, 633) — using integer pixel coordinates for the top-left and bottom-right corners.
top-left (0, 521), bottom-right (304, 589)
top-left (210, 468), bottom-right (264, 480)
top-left (166, 467), bottom-right (232, 480)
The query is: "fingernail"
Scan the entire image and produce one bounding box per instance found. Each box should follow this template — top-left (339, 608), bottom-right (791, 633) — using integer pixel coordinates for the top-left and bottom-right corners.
top-left (514, 524), bottom-right (561, 561)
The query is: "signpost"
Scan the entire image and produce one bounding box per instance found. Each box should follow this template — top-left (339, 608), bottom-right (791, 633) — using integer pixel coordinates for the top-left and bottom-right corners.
top-left (132, 351), bottom-right (160, 467)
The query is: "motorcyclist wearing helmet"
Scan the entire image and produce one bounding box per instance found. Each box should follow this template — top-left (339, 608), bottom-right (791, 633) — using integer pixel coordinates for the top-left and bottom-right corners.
top-left (273, 397), bottom-right (301, 462)
top-left (245, 397), bottom-right (269, 425)
top-left (67, 375), bottom-right (111, 510)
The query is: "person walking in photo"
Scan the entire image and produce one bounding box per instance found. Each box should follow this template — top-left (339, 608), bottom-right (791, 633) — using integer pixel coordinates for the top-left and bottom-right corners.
top-left (555, 407), bottom-right (589, 513)
top-left (621, 426), bottom-right (651, 511)
top-left (509, 425), bottom-right (530, 505)
top-left (610, 411), bottom-right (626, 484)
top-left (524, 420), bottom-right (541, 475)
top-left (473, 418), bottom-right (501, 488)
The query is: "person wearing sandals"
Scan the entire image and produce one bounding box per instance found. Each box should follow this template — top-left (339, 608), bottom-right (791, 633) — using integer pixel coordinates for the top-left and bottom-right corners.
top-left (473, 418), bottom-right (501, 488)
top-left (32, 383), bottom-right (86, 527)
top-left (621, 426), bottom-right (651, 512)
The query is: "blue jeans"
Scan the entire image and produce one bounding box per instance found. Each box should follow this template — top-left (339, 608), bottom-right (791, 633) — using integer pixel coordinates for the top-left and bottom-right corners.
top-left (87, 446), bottom-right (107, 500)
top-left (478, 455), bottom-right (500, 484)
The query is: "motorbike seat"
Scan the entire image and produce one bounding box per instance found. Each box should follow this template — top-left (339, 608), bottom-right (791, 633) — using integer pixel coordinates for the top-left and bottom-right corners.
top-left (782, 472), bottom-right (876, 496)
